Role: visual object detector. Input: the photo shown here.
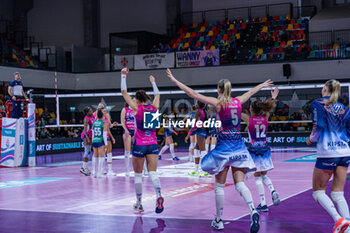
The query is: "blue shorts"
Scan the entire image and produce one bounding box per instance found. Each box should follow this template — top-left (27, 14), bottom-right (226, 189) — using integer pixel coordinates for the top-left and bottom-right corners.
top-left (123, 129), bottom-right (135, 137)
top-left (164, 130), bottom-right (172, 138)
top-left (193, 128), bottom-right (208, 139)
top-left (157, 134), bottom-right (164, 141)
top-left (208, 129), bottom-right (217, 137)
top-left (315, 157), bottom-right (350, 170)
top-left (107, 138), bottom-right (111, 142)
top-left (247, 144), bottom-right (271, 157)
top-left (189, 129), bottom-right (196, 136)
top-left (132, 143), bottom-right (159, 157)
top-left (92, 142), bottom-right (105, 148)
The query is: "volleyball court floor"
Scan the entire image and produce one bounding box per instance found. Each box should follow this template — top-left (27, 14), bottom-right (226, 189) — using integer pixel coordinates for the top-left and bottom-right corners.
top-left (0, 147), bottom-right (348, 233)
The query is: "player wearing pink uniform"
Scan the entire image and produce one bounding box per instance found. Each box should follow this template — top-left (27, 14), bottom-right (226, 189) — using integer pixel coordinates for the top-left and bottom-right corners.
top-left (241, 88), bottom-right (280, 213)
top-left (121, 103), bottom-right (136, 176)
top-left (166, 68), bottom-right (273, 232)
top-left (121, 68), bottom-right (164, 214)
top-left (80, 106), bottom-right (94, 176)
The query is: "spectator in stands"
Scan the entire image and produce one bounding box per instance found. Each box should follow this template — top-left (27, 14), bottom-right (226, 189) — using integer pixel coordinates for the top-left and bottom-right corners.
top-left (0, 99), bottom-right (5, 112)
top-left (285, 45), bottom-right (295, 60)
top-left (8, 72), bottom-right (29, 118)
top-left (164, 44), bottom-right (173, 53)
top-left (150, 44), bottom-right (160, 53)
top-left (41, 107), bottom-right (50, 124)
top-left (60, 127), bottom-right (69, 138)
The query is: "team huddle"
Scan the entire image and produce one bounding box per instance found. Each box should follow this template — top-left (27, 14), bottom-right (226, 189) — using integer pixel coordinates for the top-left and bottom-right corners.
top-left (79, 68), bottom-right (350, 233)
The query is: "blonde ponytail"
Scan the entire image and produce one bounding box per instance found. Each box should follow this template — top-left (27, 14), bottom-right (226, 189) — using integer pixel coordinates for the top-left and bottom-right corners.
top-left (218, 79), bottom-right (232, 107)
top-left (325, 79), bottom-right (340, 105)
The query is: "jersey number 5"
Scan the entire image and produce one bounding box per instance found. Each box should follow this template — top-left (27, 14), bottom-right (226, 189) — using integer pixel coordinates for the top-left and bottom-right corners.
top-left (231, 109), bottom-right (238, 125)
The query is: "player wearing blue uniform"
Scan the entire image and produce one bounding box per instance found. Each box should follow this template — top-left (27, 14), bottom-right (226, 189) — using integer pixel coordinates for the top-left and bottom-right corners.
top-left (306, 80), bottom-right (350, 233)
top-left (205, 105), bottom-right (217, 153)
top-left (167, 68), bottom-right (273, 233)
top-left (184, 105), bottom-right (197, 162)
top-left (241, 88), bottom-right (280, 212)
top-left (158, 118), bottom-right (179, 161)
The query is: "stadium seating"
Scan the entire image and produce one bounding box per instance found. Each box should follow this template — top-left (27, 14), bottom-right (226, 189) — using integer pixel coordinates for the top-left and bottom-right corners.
top-left (170, 15), bottom-right (310, 62)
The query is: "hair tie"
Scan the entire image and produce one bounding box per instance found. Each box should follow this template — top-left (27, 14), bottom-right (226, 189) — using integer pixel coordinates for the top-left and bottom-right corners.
top-left (333, 80), bottom-right (337, 85)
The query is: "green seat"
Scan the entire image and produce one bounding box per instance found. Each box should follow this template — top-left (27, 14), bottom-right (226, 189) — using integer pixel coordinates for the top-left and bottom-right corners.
top-left (250, 49), bottom-right (257, 55)
top-left (260, 54), bottom-right (267, 61)
top-left (199, 36), bottom-right (204, 42)
top-left (274, 42), bottom-right (280, 47)
top-left (280, 52), bottom-right (285, 60)
top-left (308, 50), bottom-right (316, 58)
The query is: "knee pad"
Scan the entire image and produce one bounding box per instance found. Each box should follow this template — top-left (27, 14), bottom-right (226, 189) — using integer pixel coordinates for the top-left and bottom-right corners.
top-left (189, 143), bottom-right (196, 150)
top-left (312, 190), bottom-right (326, 202)
top-left (215, 182), bottom-right (225, 195)
top-left (235, 182), bottom-right (248, 195)
top-left (331, 191), bottom-right (345, 203)
top-left (148, 171), bottom-right (157, 179)
top-left (134, 173), bottom-right (142, 184)
top-left (84, 145), bottom-right (91, 158)
top-left (194, 149), bottom-right (200, 158)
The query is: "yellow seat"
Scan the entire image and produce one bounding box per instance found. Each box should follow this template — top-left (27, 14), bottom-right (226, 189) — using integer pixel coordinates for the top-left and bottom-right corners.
top-left (279, 116), bottom-right (287, 121)
top-left (210, 45), bottom-right (216, 50)
top-left (286, 40), bottom-right (293, 47)
top-left (262, 26), bottom-right (268, 33)
top-left (208, 30), bottom-right (214, 36)
top-left (286, 14), bottom-right (291, 20)
top-left (193, 23), bottom-right (198, 28)
top-left (36, 108), bottom-right (43, 115)
top-left (333, 43), bottom-right (340, 49)
top-left (229, 24), bottom-right (234, 30)
top-left (29, 60), bottom-right (35, 67)
top-left (261, 16), bottom-right (267, 22)
top-left (183, 42), bottom-right (189, 48)
top-left (235, 34), bottom-right (241, 39)
top-left (287, 24), bottom-right (293, 30)
top-left (257, 48), bottom-right (263, 54)
top-left (50, 113), bottom-right (56, 119)
top-left (185, 32), bottom-right (191, 38)
top-left (199, 26), bottom-right (205, 32)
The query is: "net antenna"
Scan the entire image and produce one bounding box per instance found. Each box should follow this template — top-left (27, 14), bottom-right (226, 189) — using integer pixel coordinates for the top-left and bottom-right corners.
top-left (54, 70), bottom-right (60, 127)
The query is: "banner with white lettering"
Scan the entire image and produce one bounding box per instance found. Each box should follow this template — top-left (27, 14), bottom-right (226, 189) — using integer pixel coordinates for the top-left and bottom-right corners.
top-left (114, 55), bottom-right (134, 70)
top-left (176, 49), bottom-right (220, 68)
top-left (134, 53), bottom-right (174, 70)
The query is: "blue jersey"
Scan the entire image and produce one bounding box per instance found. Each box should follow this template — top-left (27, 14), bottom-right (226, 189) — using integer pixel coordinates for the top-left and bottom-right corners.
top-left (310, 96), bottom-right (350, 158)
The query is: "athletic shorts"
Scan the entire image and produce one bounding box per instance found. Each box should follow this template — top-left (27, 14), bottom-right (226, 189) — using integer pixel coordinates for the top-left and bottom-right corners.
top-left (193, 128), bottom-right (208, 139)
top-left (132, 143), bottom-right (159, 157)
top-left (157, 134), bottom-right (164, 141)
top-left (123, 129), bottom-right (135, 137)
top-left (92, 142), bottom-right (105, 148)
top-left (208, 129), bottom-right (217, 137)
top-left (315, 157), bottom-right (350, 170)
top-left (248, 145), bottom-right (273, 172)
top-left (164, 130), bottom-right (172, 138)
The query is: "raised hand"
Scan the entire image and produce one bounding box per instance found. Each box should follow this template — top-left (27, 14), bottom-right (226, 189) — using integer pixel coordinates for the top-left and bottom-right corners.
top-left (261, 79), bottom-right (274, 88)
top-left (271, 87), bottom-right (279, 99)
top-left (149, 75), bottom-right (155, 83)
top-left (121, 68), bottom-right (129, 75)
top-left (166, 68), bottom-right (176, 82)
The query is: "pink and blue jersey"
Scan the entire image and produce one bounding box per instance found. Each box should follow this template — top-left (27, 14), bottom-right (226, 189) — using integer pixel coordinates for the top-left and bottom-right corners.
top-left (124, 107), bottom-right (135, 130)
top-left (134, 104), bottom-right (157, 145)
top-left (248, 116), bottom-right (268, 146)
top-left (81, 115), bottom-right (94, 139)
top-left (217, 98), bottom-right (241, 132)
top-left (310, 96), bottom-right (350, 158)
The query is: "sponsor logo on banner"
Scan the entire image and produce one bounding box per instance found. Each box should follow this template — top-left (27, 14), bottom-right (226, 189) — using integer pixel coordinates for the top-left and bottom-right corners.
top-left (134, 53), bottom-right (175, 70)
top-left (114, 55), bottom-right (134, 70)
top-left (176, 49), bottom-right (220, 67)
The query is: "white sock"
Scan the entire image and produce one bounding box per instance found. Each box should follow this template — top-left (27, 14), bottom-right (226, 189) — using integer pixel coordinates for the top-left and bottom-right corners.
top-left (124, 151), bottom-right (130, 174)
top-left (169, 143), bottom-right (175, 158)
top-left (159, 145), bottom-right (169, 155)
top-left (92, 156), bottom-right (96, 174)
top-left (255, 176), bottom-right (266, 206)
top-left (236, 181), bottom-right (255, 212)
top-left (149, 171), bottom-right (161, 198)
top-left (215, 182), bottom-right (225, 221)
top-left (195, 163), bottom-right (199, 172)
top-left (331, 191), bottom-right (350, 219)
top-left (82, 145), bottom-right (91, 169)
top-left (134, 173), bottom-right (143, 205)
top-left (313, 190), bottom-right (341, 222)
top-left (205, 143), bottom-right (209, 153)
top-left (107, 153), bottom-right (113, 172)
top-left (210, 144), bottom-right (216, 151)
top-left (262, 175), bottom-right (275, 194)
top-left (98, 157), bottom-right (104, 176)
top-left (143, 163), bottom-right (148, 174)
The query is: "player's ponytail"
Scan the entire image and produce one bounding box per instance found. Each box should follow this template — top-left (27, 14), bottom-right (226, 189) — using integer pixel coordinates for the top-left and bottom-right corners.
top-left (218, 79), bottom-right (232, 107)
top-left (325, 79), bottom-right (340, 106)
top-left (136, 90), bottom-right (151, 104)
top-left (251, 99), bottom-right (277, 116)
top-left (97, 109), bottom-right (103, 119)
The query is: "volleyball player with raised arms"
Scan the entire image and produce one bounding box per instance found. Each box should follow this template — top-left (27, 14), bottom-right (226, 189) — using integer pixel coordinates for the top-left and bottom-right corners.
top-left (241, 88), bottom-right (280, 212)
top-left (166, 68), bottom-right (273, 232)
top-left (306, 80), bottom-right (350, 233)
top-left (121, 102), bottom-right (135, 176)
top-left (80, 106), bottom-right (94, 176)
top-left (121, 68), bottom-right (164, 214)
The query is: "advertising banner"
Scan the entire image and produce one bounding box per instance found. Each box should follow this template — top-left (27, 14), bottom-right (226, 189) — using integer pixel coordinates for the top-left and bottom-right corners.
top-left (114, 55), bottom-right (134, 70)
top-left (27, 103), bottom-right (36, 166)
top-left (134, 53), bottom-right (174, 70)
top-left (176, 49), bottom-right (220, 68)
top-left (0, 118), bottom-right (17, 167)
top-left (14, 118), bottom-right (27, 167)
